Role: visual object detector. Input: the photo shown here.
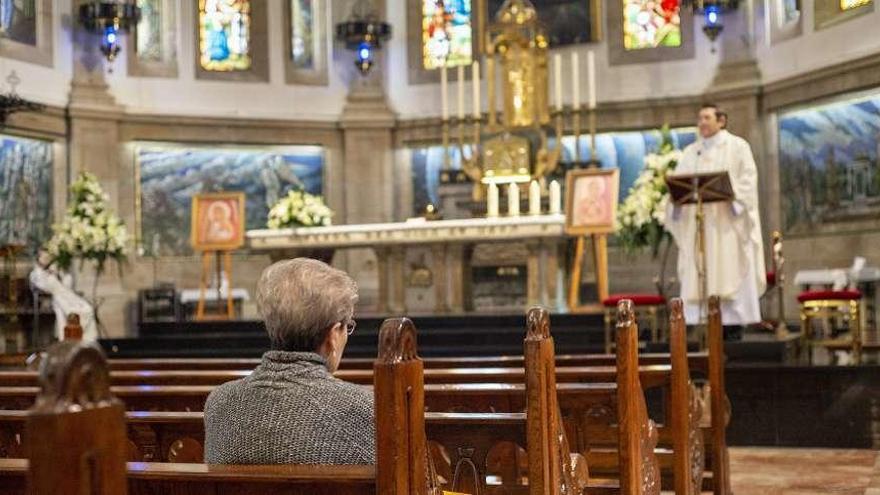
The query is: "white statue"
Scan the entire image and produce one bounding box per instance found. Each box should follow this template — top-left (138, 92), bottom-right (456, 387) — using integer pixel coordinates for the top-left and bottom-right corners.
top-left (28, 249), bottom-right (99, 341)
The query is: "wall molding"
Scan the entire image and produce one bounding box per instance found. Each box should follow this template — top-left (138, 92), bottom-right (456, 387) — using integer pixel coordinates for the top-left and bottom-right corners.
top-left (762, 51), bottom-right (880, 111)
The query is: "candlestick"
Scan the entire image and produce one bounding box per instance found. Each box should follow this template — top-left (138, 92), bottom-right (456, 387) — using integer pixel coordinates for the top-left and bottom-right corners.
top-left (487, 55), bottom-right (496, 126)
top-left (472, 61), bottom-right (481, 119)
top-left (529, 180), bottom-right (541, 215)
top-left (487, 182), bottom-right (499, 218)
top-left (553, 53), bottom-right (562, 111)
top-left (441, 65), bottom-right (449, 121)
top-left (571, 52), bottom-right (580, 110)
top-left (587, 50), bottom-right (596, 110)
top-left (507, 182), bottom-right (520, 217)
top-left (549, 180), bottom-right (561, 214)
top-left (457, 64), bottom-right (465, 120)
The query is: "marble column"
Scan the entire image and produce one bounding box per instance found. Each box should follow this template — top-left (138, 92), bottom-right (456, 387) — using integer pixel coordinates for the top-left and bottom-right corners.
top-left (432, 244), bottom-right (449, 313)
top-left (526, 242), bottom-right (542, 307)
top-left (338, 45), bottom-right (397, 315)
top-left (67, 0), bottom-right (129, 337)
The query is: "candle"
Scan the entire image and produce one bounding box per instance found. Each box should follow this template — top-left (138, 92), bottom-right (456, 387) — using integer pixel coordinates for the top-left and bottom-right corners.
top-left (549, 180), bottom-right (561, 214)
top-left (553, 53), bottom-right (562, 111)
top-left (508, 182), bottom-right (520, 217)
top-left (441, 65), bottom-right (449, 120)
top-left (587, 50), bottom-right (596, 110)
top-left (472, 61), bottom-right (481, 119)
top-left (487, 56), bottom-right (496, 124)
top-left (487, 182), bottom-right (499, 218)
top-left (529, 180), bottom-right (541, 215)
top-left (457, 64), bottom-right (465, 120)
top-left (571, 52), bottom-right (580, 110)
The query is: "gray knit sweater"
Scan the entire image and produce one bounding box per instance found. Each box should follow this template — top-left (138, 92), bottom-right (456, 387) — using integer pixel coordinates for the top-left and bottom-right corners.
top-left (203, 350), bottom-right (375, 465)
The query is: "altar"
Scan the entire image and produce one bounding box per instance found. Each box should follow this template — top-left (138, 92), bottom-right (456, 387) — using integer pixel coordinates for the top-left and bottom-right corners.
top-left (247, 215), bottom-right (570, 314)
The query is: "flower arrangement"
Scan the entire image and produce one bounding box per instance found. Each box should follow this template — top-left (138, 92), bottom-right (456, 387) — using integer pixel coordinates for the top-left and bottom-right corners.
top-left (44, 172), bottom-right (129, 274)
top-left (267, 189), bottom-right (333, 229)
top-left (615, 127), bottom-right (682, 256)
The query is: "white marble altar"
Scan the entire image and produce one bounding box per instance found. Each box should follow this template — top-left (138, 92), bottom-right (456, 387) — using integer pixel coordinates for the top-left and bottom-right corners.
top-left (247, 215), bottom-right (568, 314)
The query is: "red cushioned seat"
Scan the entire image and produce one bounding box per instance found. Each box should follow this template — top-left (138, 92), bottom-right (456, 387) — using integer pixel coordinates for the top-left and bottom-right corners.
top-left (602, 293), bottom-right (666, 307)
top-left (766, 271), bottom-right (776, 287)
top-left (797, 289), bottom-right (862, 303)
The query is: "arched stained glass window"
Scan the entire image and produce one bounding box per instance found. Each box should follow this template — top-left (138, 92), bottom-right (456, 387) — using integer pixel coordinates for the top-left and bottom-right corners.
top-left (622, 0), bottom-right (682, 50)
top-left (199, 0), bottom-right (252, 72)
top-left (840, 0), bottom-right (871, 10)
top-left (136, 0), bottom-right (163, 61)
top-left (0, 0), bottom-right (37, 45)
top-left (422, 0), bottom-right (473, 70)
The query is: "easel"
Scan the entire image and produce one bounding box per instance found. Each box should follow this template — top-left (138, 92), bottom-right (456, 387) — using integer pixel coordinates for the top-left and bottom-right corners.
top-left (666, 171), bottom-right (734, 345)
top-left (567, 234), bottom-right (609, 312)
top-left (196, 250), bottom-right (235, 320)
top-left (564, 168), bottom-right (619, 313)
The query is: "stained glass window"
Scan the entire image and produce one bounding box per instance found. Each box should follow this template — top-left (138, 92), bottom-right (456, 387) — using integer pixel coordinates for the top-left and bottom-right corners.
top-left (290, 0), bottom-right (315, 70)
top-left (840, 0), bottom-right (871, 10)
top-left (422, 0), bottom-right (473, 70)
top-left (0, 0), bottom-right (37, 46)
top-left (199, 0), bottom-right (252, 72)
top-left (623, 0), bottom-right (682, 50)
top-left (136, 0), bottom-right (163, 61)
top-left (778, 0), bottom-right (800, 25)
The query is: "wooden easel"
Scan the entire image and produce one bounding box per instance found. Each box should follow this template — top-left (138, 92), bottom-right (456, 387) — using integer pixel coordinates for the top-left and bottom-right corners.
top-left (196, 250), bottom-right (234, 320)
top-left (567, 234), bottom-right (609, 313)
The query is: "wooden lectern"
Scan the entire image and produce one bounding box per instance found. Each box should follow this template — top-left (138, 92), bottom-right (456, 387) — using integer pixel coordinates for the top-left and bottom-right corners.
top-left (665, 171), bottom-right (735, 331)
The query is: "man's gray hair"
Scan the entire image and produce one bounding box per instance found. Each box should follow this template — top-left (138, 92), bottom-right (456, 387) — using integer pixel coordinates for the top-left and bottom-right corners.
top-left (256, 258), bottom-right (358, 352)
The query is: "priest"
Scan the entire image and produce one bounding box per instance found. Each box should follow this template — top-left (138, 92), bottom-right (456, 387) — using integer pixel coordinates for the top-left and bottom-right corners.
top-left (666, 104), bottom-right (766, 330)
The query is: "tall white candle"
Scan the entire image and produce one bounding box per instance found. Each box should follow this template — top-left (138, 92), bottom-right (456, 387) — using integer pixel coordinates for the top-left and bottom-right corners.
top-left (549, 180), bottom-right (561, 214)
top-left (587, 50), bottom-right (596, 110)
top-left (529, 180), bottom-right (541, 215)
top-left (508, 182), bottom-right (520, 217)
top-left (487, 182), bottom-right (499, 218)
top-left (571, 52), bottom-right (580, 110)
top-left (472, 61), bottom-right (481, 119)
top-left (553, 53), bottom-right (562, 110)
top-left (441, 65), bottom-right (449, 120)
top-left (457, 64), bottom-right (465, 120)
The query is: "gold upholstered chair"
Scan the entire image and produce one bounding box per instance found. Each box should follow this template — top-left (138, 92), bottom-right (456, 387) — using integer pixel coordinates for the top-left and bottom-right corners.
top-left (798, 289), bottom-right (862, 364)
top-left (602, 293), bottom-right (666, 353)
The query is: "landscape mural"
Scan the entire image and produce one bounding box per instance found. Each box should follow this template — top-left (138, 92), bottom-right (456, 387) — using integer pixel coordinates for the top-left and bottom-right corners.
top-left (138, 143), bottom-right (324, 255)
top-left (778, 92), bottom-right (880, 234)
top-left (0, 133), bottom-right (52, 250)
top-left (409, 127), bottom-right (696, 215)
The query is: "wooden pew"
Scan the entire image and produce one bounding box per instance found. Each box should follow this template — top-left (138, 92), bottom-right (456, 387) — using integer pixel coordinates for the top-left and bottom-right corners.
top-left (0, 321), bottom-right (442, 494)
top-left (102, 353), bottom-right (710, 372)
top-left (0, 306), bottom-right (724, 493)
top-left (0, 313), bottom-right (619, 495)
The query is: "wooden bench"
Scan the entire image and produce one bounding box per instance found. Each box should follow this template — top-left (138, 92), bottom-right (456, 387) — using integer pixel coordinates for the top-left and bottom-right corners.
top-left (0, 306), bottom-right (676, 494)
top-left (0, 299), bottom-right (732, 494)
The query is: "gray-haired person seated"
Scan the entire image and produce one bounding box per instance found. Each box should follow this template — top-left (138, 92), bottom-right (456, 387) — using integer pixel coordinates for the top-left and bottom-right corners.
top-left (204, 258), bottom-right (374, 464)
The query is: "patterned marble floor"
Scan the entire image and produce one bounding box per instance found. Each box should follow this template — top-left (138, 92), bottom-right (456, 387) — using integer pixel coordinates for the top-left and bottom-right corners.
top-left (728, 447), bottom-right (880, 494)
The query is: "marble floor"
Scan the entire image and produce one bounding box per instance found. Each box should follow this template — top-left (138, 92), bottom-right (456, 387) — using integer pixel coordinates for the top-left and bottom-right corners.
top-left (728, 447), bottom-right (880, 494)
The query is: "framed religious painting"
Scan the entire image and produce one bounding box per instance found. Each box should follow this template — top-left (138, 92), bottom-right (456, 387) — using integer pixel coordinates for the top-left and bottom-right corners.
top-left (190, 192), bottom-right (246, 251)
top-left (564, 168), bottom-right (620, 235)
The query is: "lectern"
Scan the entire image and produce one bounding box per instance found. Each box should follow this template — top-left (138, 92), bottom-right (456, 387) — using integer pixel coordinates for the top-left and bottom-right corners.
top-left (665, 172), bottom-right (735, 330)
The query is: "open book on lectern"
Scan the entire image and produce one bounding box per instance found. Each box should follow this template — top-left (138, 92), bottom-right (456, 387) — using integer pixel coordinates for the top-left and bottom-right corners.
top-left (665, 171), bottom-right (735, 206)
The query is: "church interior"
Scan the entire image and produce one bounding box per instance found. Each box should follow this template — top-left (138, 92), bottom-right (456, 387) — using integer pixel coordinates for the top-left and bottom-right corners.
top-left (0, 0), bottom-right (879, 493)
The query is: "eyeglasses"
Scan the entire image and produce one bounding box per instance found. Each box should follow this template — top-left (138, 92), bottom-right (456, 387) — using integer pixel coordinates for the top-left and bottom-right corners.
top-left (343, 319), bottom-right (357, 336)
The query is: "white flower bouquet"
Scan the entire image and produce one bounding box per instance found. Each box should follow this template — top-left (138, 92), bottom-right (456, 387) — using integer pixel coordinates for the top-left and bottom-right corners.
top-left (45, 172), bottom-right (129, 273)
top-left (616, 128), bottom-right (682, 256)
top-left (267, 189), bottom-right (333, 229)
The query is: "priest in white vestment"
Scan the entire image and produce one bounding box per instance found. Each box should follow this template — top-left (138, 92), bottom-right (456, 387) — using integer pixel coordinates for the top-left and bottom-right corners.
top-left (29, 250), bottom-right (99, 341)
top-left (665, 105), bottom-right (766, 326)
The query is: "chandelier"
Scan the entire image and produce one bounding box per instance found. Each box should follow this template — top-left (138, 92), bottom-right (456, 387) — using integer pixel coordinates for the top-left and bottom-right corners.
top-left (335, 0), bottom-right (392, 75)
top-left (78, 1), bottom-right (141, 64)
top-left (689, 0), bottom-right (740, 42)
